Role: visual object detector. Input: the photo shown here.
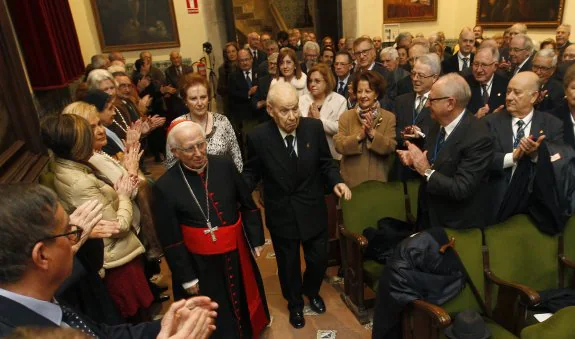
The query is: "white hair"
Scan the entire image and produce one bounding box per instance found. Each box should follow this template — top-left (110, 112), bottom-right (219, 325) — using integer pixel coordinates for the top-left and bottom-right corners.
top-left (267, 82), bottom-right (297, 107)
top-left (514, 34), bottom-right (535, 53)
top-left (436, 73), bottom-right (471, 108)
top-left (167, 121), bottom-right (206, 149)
top-left (476, 46), bottom-right (500, 63)
top-left (86, 69), bottom-right (116, 90)
top-left (416, 53), bottom-right (441, 75)
top-left (107, 65), bottom-right (126, 74)
top-left (535, 48), bottom-right (558, 67)
top-left (303, 41), bottom-right (320, 53)
top-left (380, 47), bottom-right (399, 60)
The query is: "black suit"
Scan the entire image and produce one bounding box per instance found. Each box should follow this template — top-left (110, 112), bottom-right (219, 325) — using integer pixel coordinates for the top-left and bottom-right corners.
top-left (0, 295), bottom-right (160, 338)
top-left (228, 66), bottom-right (259, 127)
top-left (164, 64), bottom-right (193, 88)
top-left (442, 53), bottom-right (474, 74)
top-left (243, 118), bottom-right (342, 311)
top-left (536, 78), bottom-right (565, 113)
top-left (249, 49), bottom-right (267, 67)
top-left (334, 74), bottom-right (352, 99)
top-left (484, 110), bottom-right (564, 223)
top-left (511, 55), bottom-right (533, 76)
top-left (418, 111), bottom-right (494, 229)
top-left (397, 75), bottom-right (414, 96)
top-left (551, 100), bottom-right (575, 149)
top-left (250, 74), bottom-right (273, 122)
top-left (465, 73), bottom-right (509, 115)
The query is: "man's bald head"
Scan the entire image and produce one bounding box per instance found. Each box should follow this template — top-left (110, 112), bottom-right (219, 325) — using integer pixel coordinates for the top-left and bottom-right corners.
top-left (167, 121), bottom-right (206, 150)
top-left (510, 72), bottom-right (540, 92)
top-left (564, 44), bottom-right (575, 62)
top-left (506, 72), bottom-right (540, 117)
top-left (170, 51), bottom-right (182, 66)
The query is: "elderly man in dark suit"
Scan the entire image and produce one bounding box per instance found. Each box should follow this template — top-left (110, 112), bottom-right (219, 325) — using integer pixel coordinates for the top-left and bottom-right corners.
top-left (397, 73), bottom-right (494, 230)
top-left (509, 34), bottom-right (534, 77)
top-left (248, 31), bottom-right (267, 66)
top-left (484, 72), bottom-right (564, 223)
top-left (229, 49), bottom-right (259, 147)
top-left (556, 24), bottom-right (572, 61)
top-left (243, 82), bottom-right (351, 329)
top-left (165, 51), bottom-right (193, 88)
top-left (465, 46), bottom-right (509, 118)
top-left (442, 28), bottom-right (475, 75)
top-left (532, 49), bottom-right (564, 112)
top-left (0, 184), bottom-right (217, 339)
top-left (551, 65), bottom-right (575, 149)
top-left (397, 44), bottom-right (430, 96)
top-left (333, 51), bottom-right (355, 108)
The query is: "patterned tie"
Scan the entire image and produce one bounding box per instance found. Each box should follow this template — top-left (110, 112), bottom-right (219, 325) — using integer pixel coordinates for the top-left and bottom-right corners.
top-left (462, 57), bottom-right (469, 70)
top-left (245, 71), bottom-right (252, 87)
top-left (415, 96), bottom-right (425, 114)
top-left (61, 305), bottom-right (97, 337)
top-left (338, 81), bottom-right (345, 95)
top-left (514, 120), bottom-right (525, 148)
top-left (481, 84), bottom-right (489, 106)
top-left (436, 127), bottom-right (447, 154)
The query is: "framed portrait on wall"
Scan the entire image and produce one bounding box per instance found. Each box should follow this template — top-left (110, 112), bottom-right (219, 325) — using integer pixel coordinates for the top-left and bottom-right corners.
top-left (383, 0), bottom-right (437, 23)
top-left (476, 0), bottom-right (566, 28)
top-left (90, 0), bottom-right (180, 52)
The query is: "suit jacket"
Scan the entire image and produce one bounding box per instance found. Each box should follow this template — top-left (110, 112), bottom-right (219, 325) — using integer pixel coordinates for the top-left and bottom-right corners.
top-left (228, 66), bottom-right (259, 124)
top-left (249, 48), bottom-right (267, 67)
top-left (536, 78), bottom-right (565, 113)
top-left (250, 74), bottom-right (273, 122)
top-left (396, 76), bottom-right (414, 96)
top-left (392, 67), bottom-right (410, 84)
top-left (513, 55), bottom-right (533, 75)
top-left (442, 53), bottom-right (474, 74)
top-left (257, 60), bottom-right (269, 77)
top-left (243, 118), bottom-right (343, 240)
top-left (356, 63), bottom-right (397, 110)
top-left (551, 100), bottom-right (575, 149)
top-left (0, 295), bottom-right (160, 338)
top-left (420, 111), bottom-right (494, 229)
top-left (484, 109), bottom-right (564, 222)
top-left (394, 92), bottom-right (434, 143)
top-left (465, 73), bottom-right (509, 115)
top-left (334, 74), bottom-right (352, 99)
top-left (164, 64), bottom-right (193, 88)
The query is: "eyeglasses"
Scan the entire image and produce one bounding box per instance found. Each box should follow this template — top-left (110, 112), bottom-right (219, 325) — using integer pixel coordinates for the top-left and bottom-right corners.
top-left (37, 224), bottom-right (83, 245)
top-left (472, 61), bottom-right (496, 69)
top-left (353, 48), bottom-right (373, 57)
top-left (175, 141), bottom-right (207, 154)
top-left (509, 47), bottom-right (527, 53)
top-left (410, 72), bottom-right (436, 79)
top-left (118, 83), bottom-right (132, 89)
top-left (428, 96), bottom-right (451, 103)
top-left (532, 65), bottom-right (554, 72)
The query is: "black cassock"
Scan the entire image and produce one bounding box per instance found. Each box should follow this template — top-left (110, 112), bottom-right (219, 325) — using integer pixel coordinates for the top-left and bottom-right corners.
top-left (153, 155), bottom-right (269, 339)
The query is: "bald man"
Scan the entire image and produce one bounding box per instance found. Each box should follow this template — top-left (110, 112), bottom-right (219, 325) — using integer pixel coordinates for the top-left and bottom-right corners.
top-left (484, 72), bottom-right (563, 223)
top-left (165, 51), bottom-right (193, 88)
top-left (397, 73), bottom-right (493, 230)
top-left (248, 32), bottom-right (267, 65)
top-left (442, 28), bottom-right (475, 75)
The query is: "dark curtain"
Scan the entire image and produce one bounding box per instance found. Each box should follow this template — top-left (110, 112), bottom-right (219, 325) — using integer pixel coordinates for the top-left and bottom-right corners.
top-left (7, 0), bottom-right (84, 90)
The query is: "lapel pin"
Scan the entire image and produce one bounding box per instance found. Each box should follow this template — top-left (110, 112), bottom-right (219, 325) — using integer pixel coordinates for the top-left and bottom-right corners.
top-left (497, 93), bottom-right (501, 96)
top-left (306, 143), bottom-right (310, 148)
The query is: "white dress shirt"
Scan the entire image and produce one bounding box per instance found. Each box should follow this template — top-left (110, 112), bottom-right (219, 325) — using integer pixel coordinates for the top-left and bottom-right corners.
top-left (426, 109), bottom-right (467, 181)
top-left (514, 56), bottom-right (531, 75)
top-left (503, 110), bottom-right (534, 171)
top-left (457, 52), bottom-right (472, 71)
top-left (481, 75), bottom-right (494, 97)
top-left (571, 112), bottom-right (575, 140)
top-left (414, 91), bottom-right (430, 116)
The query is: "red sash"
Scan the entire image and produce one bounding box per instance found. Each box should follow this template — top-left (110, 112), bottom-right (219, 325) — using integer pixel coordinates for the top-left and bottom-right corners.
top-left (180, 217), bottom-right (269, 338)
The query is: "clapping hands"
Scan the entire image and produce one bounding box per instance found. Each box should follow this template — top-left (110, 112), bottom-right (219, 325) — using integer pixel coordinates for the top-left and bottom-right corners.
top-left (69, 200), bottom-right (103, 253)
top-left (157, 297), bottom-right (218, 339)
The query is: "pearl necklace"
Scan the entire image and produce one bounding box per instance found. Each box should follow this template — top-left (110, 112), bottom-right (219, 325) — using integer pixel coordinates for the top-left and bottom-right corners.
top-left (95, 150), bottom-right (122, 168)
top-left (113, 106), bottom-right (129, 133)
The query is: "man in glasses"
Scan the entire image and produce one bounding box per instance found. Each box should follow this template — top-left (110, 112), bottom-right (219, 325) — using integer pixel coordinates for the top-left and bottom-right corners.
top-left (509, 34), bottom-right (534, 77)
top-left (333, 51), bottom-right (354, 104)
top-left (532, 49), bottom-right (564, 112)
top-left (397, 73), bottom-right (494, 230)
top-left (0, 184), bottom-right (218, 338)
top-left (465, 46), bottom-right (509, 118)
top-left (154, 121), bottom-right (270, 338)
top-left (483, 72), bottom-right (563, 223)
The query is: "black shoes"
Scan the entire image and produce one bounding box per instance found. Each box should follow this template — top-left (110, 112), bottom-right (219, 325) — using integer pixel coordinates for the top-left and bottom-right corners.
top-left (289, 310), bottom-right (305, 329)
top-left (308, 295), bottom-right (326, 314)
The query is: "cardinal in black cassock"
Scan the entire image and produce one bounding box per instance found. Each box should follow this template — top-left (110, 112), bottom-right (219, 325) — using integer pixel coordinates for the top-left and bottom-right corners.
top-left (153, 121), bottom-right (269, 339)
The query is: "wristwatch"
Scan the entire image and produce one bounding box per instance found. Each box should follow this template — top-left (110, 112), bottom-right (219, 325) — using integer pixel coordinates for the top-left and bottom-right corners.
top-left (424, 168), bottom-right (434, 180)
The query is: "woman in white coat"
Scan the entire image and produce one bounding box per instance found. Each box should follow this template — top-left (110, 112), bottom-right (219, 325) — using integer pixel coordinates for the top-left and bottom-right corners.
top-left (270, 47), bottom-right (308, 96)
top-left (298, 63), bottom-right (347, 159)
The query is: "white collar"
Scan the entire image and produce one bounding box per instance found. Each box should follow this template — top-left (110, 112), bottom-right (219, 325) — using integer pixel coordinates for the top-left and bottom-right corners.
top-left (443, 109), bottom-right (466, 138)
top-left (516, 55), bottom-right (531, 71)
top-left (416, 91), bottom-right (430, 100)
top-left (338, 73), bottom-right (351, 83)
top-left (458, 51), bottom-right (471, 60)
top-left (481, 74), bottom-right (495, 88)
top-left (511, 109), bottom-right (534, 126)
top-left (0, 288), bottom-right (62, 326)
top-left (367, 62), bottom-right (376, 71)
top-left (278, 126), bottom-right (296, 140)
top-left (570, 112), bottom-right (575, 126)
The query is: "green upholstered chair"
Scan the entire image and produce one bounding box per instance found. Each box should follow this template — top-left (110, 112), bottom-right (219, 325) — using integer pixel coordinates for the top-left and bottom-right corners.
top-left (339, 180), bottom-right (409, 323)
top-left (402, 228), bottom-right (517, 339)
top-left (520, 306), bottom-right (575, 339)
top-left (560, 216), bottom-right (575, 288)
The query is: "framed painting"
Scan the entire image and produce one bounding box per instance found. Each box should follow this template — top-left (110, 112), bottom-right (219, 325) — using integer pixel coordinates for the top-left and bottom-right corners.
top-left (90, 0), bottom-right (180, 52)
top-left (384, 0), bottom-right (437, 24)
top-left (476, 0), bottom-right (566, 28)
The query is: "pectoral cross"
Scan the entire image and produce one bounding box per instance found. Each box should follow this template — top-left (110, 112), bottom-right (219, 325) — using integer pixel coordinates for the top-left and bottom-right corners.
top-left (203, 221), bottom-right (219, 242)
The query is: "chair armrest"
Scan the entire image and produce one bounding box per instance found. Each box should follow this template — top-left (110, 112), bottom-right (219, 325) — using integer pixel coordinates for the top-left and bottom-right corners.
top-left (560, 255), bottom-right (575, 269)
top-left (338, 224), bottom-right (369, 249)
top-left (485, 270), bottom-right (540, 306)
top-left (411, 300), bottom-right (452, 328)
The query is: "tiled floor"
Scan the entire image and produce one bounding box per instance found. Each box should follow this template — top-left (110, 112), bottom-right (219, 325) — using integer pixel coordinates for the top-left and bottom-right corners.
top-left (146, 157), bottom-right (372, 338)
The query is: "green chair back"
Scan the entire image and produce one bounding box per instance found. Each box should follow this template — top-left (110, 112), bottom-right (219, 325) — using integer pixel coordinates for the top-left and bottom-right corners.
top-left (563, 216), bottom-right (575, 286)
top-left (341, 180), bottom-right (407, 235)
top-left (405, 179), bottom-right (420, 220)
top-left (520, 306), bottom-right (575, 339)
top-left (441, 228), bottom-right (486, 315)
top-left (485, 214), bottom-right (559, 294)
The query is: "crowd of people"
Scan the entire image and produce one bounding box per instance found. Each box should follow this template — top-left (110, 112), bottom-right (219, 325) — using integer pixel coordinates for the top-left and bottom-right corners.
top-left (0, 21), bottom-right (574, 339)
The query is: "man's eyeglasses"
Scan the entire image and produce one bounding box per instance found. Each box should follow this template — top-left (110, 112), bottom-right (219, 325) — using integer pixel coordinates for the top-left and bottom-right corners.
top-left (410, 72), bottom-right (436, 79)
top-left (428, 96), bottom-right (451, 103)
top-left (509, 47), bottom-right (527, 53)
top-left (472, 62), bottom-right (496, 69)
top-left (175, 141), bottom-right (207, 154)
top-left (37, 225), bottom-right (83, 245)
top-left (353, 48), bottom-right (373, 57)
top-left (532, 65), bottom-right (554, 72)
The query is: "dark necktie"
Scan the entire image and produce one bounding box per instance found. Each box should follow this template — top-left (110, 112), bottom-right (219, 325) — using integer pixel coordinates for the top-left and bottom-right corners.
top-left (285, 135), bottom-right (298, 169)
top-left (338, 81), bottom-right (345, 95)
top-left (481, 84), bottom-right (489, 106)
top-left (176, 67), bottom-right (182, 77)
top-left (462, 57), bottom-right (469, 70)
top-left (436, 127), bottom-right (447, 155)
top-left (253, 50), bottom-right (257, 60)
top-left (514, 120), bottom-right (525, 148)
top-left (245, 71), bottom-right (252, 87)
top-left (61, 304), bottom-right (96, 337)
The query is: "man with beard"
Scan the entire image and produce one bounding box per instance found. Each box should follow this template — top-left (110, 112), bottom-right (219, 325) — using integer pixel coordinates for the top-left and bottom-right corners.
top-left (153, 121), bottom-right (270, 338)
top-left (301, 41), bottom-right (320, 74)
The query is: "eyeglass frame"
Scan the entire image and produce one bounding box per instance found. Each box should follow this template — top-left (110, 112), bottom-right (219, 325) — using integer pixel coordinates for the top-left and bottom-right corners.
top-left (353, 47), bottom-right (373, 57)
top-left (532, 64), bottom-right (555, 72)
top-left (427, 96), bottom-right (452, 103)
top-left (471, 61), bottom-right (496, 69)
top-left (410, 72), bottom-right (437, 79)
top-left (36, 224), bottom-right (83, 245)
top-left (174, 140), bottom-right (208, 154)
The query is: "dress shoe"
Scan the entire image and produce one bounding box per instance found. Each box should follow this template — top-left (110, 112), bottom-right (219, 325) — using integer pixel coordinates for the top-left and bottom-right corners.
top-left (308, 295), bottom-right (326, 314)
top-left (289, 310), bottom-right (305, 329)
top-left (153, 294), bottom-right (170, 303)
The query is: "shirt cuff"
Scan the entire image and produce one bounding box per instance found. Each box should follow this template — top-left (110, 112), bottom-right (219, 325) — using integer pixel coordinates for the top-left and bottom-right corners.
top-left (182, 279), bottom-right (199, 289)
top-left (425, 170), bottom-right (435, 182)
top-left (503, 153), bottom-right (515, 168)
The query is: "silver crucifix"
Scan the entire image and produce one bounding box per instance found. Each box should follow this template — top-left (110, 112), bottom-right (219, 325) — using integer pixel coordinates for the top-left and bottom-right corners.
top-left (203, 222), bottom-right (219, 242)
